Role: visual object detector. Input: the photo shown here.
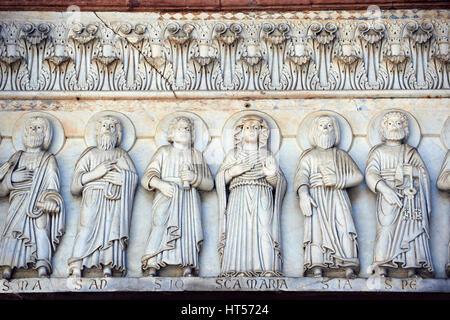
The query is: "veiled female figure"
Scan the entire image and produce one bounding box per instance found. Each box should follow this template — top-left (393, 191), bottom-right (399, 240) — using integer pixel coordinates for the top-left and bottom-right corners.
top-left (216, 115), bottom-right (286, 277)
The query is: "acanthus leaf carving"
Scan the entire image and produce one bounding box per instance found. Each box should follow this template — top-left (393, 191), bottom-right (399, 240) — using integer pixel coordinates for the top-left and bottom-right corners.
top-left (214, 22), bottom-right (243, 90)
top-left (0, 13), bottom-right (446, 92)
top-left (283, 22), bottom-right (319, 90)
top-left (308, 22), bottom-right (338, 89)
top-left (68, 22), bottom-right (100, 90)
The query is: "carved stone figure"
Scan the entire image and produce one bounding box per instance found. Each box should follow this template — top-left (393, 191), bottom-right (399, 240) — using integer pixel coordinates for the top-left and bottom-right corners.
top-left (216, 115), bottom-right (287, 277)
top-left (141, 116), bottom-right (214, 277)
top-left (366, 111), bottom-right (433, 278)
top-left (0, 116), bottom-right (65, 279)
top-left (437, 151), bottom-right (450, 192)
top-left (295, 115), bottom-right (363, 278)
top-left (436, 151), bottom-right (450, 277)
top-left (69, 115), bottom-right (138, 277)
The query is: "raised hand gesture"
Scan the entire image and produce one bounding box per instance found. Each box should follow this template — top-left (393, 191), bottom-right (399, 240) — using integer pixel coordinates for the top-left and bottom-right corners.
top-left (11, 167), bottom-right (34, 183)
top-left (263, 157), bottom-right (277, 178)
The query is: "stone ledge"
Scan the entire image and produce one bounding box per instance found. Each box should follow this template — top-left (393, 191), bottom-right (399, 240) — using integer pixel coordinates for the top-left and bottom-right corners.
top-left (0, 277), bottom-right (448, 293)
top-left (0, 1), bottom-right (449, 12)
top-left (0, 90), bottom-right (449, 101)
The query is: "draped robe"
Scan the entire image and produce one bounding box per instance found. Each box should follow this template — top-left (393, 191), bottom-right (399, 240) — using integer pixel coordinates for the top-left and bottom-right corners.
top-left (216, 149), bottom-right (286, 277)
top-left (436, 151), bottom-right (450, 276)
top-left (366, 143), bottom-right (434, 276)
top-left (294, 147), bottom-right (362, 274)
top-left (141, 145), bottom-right (213, 272)
top-left (69, 147), bottom-right (138, 274)
top-left (0, 151), bottom-right (65, 274)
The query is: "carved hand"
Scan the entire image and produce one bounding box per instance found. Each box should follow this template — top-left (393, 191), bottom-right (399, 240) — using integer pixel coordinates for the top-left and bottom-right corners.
top-left (228, 163), bottom-right (254, 178)
top-left (377, 183), bottom-right (403, 207)
top-left (104, 171), bottom-right (124, 186)
top-left (298, 187), bottom-right (317, 217)
top-left (263, 157), bottom-right (277, 178)
top-left (322, 173), bottom-right (337, 187)
top-left (159, 181), bottom-right (176, 198)
top-left (39, 199), bottom-right (59, 215)
top-left (92, 160), bottom-right (117, 179)
top-left (180, 169), bottom-right (196, 184)
top-left (320, 167), bottom-right (337, 187)
top-left (11, 167), bottom-right (34, 183)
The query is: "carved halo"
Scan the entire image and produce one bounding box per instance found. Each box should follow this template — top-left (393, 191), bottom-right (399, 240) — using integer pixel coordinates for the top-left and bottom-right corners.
top-left (12, 111), bottom-right (66, 154)
top-left (221, 110), bottom-right (282, 154)
top-left (441, 116), bottom-right (450, 150)
top-left (367, 109), bottom-right (421, 148)
top-left (85, 110), bottom-right (136, 151)
top-left (155, 111), bottom-right (211, 152)
top-left (296, 110), bottom-right (353, 152)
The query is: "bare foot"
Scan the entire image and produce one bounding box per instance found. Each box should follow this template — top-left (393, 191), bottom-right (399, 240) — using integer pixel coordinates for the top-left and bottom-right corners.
top-left (2, 267), bottom-right (11, 280)
top-left (312, 267), bottom-right (322, 278)
top-left (147, 267), bottom-right (157, 277)
top-left (70, 267), bottom-right (82, 278)
top-left (345, 268), bottom-right (356, 279)
top-left (376, 267), bottom-right (387, 277)
top-left (182, 267), bottom-right (193, 277)
top-left (37, 266), bottom-right (48, 278)
top-left (103, 266), bottom-right (112, 278)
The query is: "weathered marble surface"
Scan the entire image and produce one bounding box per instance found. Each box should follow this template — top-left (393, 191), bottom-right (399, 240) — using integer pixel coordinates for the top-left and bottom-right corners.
top-left (0, 97), bottom-right (448, 290)
top-left (0, 277), bottom-right (448, 293)
top-left (0, 10), bottom-right (448, 92)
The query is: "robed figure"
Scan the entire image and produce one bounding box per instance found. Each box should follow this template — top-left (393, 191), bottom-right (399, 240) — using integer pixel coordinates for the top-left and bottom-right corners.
top-left (69, 116), bottom-right (138, 277)
top-left (216, 115), bottom-right (287, 277)
top-left (436, 151), bottom-right (450, 277)
top-left (366, 111), bottom-right (433, 278)
top-left (295, 115), bottom-right (363, 278)
top-left (141, 117), bottom-right (213, 277)
top-left (0, 116), bottom-right (65, 279)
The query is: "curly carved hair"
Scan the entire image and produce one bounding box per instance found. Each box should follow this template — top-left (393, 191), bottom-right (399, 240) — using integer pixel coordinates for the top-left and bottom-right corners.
top-left (23, 116), bottom-right (53, 151)
top-left (96, 115), bottom-right (123, 146)
top-left (234, 115), bottom-right (270, 150)
top-left (380, 111), bottom-right (409, 142)
top-left (167, 116), bottom-right (195, 146)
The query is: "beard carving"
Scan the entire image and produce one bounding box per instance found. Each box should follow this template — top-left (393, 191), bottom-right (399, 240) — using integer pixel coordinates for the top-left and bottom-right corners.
top-left (383, 126), bottom-right (406, 141)
top-left (316, 130), bottom-right (336, 149)
top-left (24, 131), bottom-right (45, 149)
top-left (98, 132), bottom-right (118, 151)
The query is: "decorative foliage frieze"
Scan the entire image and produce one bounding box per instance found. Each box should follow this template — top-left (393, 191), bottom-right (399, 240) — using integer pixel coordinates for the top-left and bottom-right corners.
top-left (0, 12), bottom-right (448, 91)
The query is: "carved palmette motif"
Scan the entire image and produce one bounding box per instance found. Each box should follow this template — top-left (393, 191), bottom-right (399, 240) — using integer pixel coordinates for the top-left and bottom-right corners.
top-left (0, 15), bottom-right (447, 92)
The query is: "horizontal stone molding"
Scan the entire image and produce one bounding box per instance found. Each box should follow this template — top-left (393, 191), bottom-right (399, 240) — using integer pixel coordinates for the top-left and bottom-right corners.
top-left (0, 277), bottom-right (448, 293)
top-left (0, 90), bottom-right (449, 100)
top-left (0, 10), bottom-right (448, 92)
top-left (0, 1), bottom-right (449, 12)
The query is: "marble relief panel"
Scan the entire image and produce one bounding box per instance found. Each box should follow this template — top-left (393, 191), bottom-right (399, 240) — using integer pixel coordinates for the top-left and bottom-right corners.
top-left (0, 97), bottom-right (447, 286)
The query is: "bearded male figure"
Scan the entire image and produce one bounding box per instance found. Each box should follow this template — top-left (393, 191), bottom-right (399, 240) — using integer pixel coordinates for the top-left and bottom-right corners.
top-left (0, 116), bottom-right (65, 279)
top-left (436, 151), bottom-right (450, 277)
top-left (69, 116), bottom-right (138, 277)
top-left (141, 117), bottom-right (213, 277)
top-left (295, 115), bottom-right (363, 278)
top-left (366, 111), bottom-right (433, 278)
top-left (216, 115), bottom-right (286, 277)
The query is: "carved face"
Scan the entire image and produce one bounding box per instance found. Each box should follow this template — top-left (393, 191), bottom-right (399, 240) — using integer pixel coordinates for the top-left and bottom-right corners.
top-left (242, 119), bottom-right (261, 145)
top-left (23, 117), bottom-right (50, 150)
top-left (168, 117), bottom-right (193, 146)
top-left (96, 116), bottom-right (121, 150)
top-left (312, 116), bottom-right (337, 149)
top-left (381, 112), bottom-right (409, 142)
